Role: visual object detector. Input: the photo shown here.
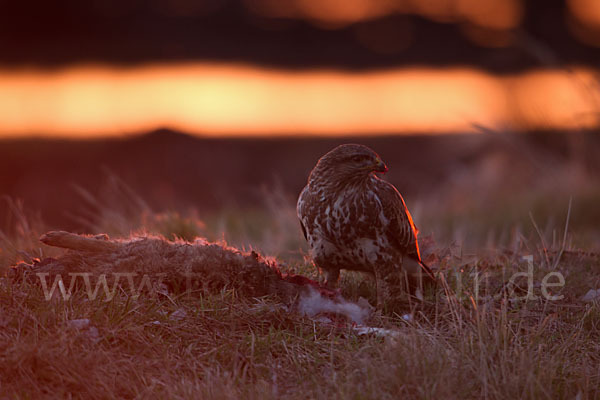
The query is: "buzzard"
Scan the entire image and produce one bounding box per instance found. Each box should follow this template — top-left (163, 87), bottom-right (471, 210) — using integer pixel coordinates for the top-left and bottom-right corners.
top-left (297, 144), bottom-right (434, 308)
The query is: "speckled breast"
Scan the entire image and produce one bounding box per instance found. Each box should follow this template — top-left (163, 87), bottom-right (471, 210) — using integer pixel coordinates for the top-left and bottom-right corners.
top-left (303, 187), bottom-right (398, 273)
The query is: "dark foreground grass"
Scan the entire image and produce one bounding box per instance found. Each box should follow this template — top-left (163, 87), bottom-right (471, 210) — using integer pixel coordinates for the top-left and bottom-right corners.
top-left (1, 235), bottom-right (600, 398)
top-left (1, 257), bottom-right (599, 399)
top-left (1, 182), bottom-right (600, 399)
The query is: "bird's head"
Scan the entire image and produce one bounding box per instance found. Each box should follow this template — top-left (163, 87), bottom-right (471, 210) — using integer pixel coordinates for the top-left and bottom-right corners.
top-left (309, 144), bottom-right (388, 184)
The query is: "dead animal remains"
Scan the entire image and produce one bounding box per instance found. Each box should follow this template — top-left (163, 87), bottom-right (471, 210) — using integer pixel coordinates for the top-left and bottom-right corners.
top-left (10, 231), bottom-right (372, 323)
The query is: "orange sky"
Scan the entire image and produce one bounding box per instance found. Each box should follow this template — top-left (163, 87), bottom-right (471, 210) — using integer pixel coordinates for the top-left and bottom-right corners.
top-left (247, 0), bottom-right (524, 29)
top-left (0, 63), bottom-right (598, 138)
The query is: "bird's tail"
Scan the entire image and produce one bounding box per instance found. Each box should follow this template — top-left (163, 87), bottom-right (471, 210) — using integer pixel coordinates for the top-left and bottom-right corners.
top-left (418, 259), bottom-right (437, 284)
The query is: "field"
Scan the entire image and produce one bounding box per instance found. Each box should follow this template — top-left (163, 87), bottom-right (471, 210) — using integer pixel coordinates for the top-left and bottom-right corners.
top-left (1, 132), bottom-right (600, 399)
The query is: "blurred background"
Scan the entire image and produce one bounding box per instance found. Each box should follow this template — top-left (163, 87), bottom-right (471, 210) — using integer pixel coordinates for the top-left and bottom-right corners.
top-left (1, 0), bottom-right (599, 260)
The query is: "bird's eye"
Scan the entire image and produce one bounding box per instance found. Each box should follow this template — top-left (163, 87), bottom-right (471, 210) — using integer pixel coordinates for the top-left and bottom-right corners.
top-left (352, 155), bottom-right (365, 162)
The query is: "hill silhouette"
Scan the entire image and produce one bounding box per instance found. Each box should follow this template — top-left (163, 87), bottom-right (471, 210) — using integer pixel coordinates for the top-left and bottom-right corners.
top-left (1, 129), bottom-right (598, 231)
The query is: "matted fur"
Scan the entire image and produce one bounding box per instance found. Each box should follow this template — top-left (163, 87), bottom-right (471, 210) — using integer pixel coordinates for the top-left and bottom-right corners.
top-left (12, 231), bottom-right (317, 303)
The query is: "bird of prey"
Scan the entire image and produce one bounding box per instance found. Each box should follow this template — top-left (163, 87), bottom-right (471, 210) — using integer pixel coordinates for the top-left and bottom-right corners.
top-left (297, 144), bottom-right (435, 308)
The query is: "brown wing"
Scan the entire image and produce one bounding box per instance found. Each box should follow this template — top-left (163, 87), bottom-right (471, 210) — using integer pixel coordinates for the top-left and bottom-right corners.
top-left (377, 180), bottom-right (435, 280)
top-left (299, 219), bottom-right (308, 241)
top-left (296, 185), bottom-right (310, 241)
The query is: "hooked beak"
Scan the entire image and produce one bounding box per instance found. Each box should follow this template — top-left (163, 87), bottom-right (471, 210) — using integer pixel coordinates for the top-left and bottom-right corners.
top-left (373, 157), bottom-right (388, 173)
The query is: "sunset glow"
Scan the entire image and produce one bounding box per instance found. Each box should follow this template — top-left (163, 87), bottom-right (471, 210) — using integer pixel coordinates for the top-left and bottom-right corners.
top-left (0, 63), bottom-right (598, 138)
top-left (568, 0), bottom-right (600, 27)
top-left (245, 0), bottom-right (522, 31)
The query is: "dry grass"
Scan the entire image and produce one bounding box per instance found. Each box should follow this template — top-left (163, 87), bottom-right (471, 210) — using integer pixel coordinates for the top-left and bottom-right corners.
top-left (1, 238), bottom-right (599, 399)
top-left (1, 171), bottom-right (600, 399)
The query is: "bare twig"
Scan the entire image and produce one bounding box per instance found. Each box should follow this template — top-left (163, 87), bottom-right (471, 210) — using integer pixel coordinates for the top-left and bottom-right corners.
top-left (551, 197), bottom-right (572, 270)
top-left (529, 212), bottom-right (550, 268)
top-left (40, 231), bottom-right (120, 253)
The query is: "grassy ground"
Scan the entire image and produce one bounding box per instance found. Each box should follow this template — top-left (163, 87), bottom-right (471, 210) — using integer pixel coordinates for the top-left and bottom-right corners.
top-left (1, 167), bottom-right (600, 399)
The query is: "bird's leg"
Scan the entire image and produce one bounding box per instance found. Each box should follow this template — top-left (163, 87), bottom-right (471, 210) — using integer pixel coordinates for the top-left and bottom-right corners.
top-left (374, 270), bottom-right (385, 310)
top-left (324, 268), bottom-right (340, 288)
top-left (374, 262), bottom-right (403, 310)
top-left (403, 256), bottom-right (427, 300)
top-left (402, 270), bottom-right (422, 301)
